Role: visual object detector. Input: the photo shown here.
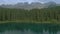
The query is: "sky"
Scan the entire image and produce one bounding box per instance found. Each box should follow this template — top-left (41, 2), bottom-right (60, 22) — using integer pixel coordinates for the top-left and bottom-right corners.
top-left (0, 0), bottom-right (60, 5)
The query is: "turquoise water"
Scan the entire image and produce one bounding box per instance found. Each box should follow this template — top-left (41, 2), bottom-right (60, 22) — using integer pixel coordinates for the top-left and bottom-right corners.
top-left (0, 22), bottom-right (60, 34)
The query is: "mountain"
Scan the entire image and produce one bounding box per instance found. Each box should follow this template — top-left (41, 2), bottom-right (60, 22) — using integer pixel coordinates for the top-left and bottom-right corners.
top-left (0, 1), bottom-right (57, 9)
top-left (0, 2), bottom-right (44, 9)
top-left (0, 6), bottom-right (3, 8)
top-left (56, 4), bottom-right (60, 6)
top-left (44, 1), bottom-right (56, 8)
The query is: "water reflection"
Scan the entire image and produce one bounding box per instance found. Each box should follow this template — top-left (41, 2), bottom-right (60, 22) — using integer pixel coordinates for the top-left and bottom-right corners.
top-left (0, 23), bottom-right (60, 34)
top-left (0, 30), bottom-right (60, 34)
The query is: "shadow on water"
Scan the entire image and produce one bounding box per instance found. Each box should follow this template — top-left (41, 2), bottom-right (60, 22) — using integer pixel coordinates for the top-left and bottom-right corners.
top-left (0, 22), bottom-right (60, 34)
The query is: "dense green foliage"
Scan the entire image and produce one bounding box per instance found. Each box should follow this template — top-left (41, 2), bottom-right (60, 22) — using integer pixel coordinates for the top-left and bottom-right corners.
top-left (0, 6), bottom-right (60, 22)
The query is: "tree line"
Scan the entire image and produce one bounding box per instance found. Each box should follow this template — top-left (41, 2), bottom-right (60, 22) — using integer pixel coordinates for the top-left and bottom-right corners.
top-left (0, 6), bottom-right (60, 22)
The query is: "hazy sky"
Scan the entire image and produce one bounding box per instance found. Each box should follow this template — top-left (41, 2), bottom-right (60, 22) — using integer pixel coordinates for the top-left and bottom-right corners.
top-left (0, 0), bottom-right (60, 4)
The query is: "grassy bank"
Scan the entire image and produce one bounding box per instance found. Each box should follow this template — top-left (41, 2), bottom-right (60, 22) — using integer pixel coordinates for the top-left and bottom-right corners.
top-left (0, 20), bottom-right (60, 24)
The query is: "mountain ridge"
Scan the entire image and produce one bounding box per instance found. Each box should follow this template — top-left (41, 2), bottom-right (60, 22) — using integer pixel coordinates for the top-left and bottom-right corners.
top-left (0, 1), bottom-right (58, 9)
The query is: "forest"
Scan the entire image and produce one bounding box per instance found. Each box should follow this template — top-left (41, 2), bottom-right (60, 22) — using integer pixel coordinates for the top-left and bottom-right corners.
top-left (0, 6), bottom-right (60, 23)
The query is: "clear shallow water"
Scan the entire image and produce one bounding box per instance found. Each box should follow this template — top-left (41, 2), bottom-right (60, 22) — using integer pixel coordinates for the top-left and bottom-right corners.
top-left (0, 22), bottom-right (60, 34)
top-left (0, 30), bottom-right (60, 34)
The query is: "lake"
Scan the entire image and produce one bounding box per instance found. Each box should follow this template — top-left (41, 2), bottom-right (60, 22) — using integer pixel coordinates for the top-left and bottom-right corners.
top-left (0, 22), bottom-right (60, 34)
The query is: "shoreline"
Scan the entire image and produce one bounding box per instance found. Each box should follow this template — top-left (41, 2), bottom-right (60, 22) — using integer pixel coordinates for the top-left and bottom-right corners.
top-left (0, 20), bottom-right (60, 24)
